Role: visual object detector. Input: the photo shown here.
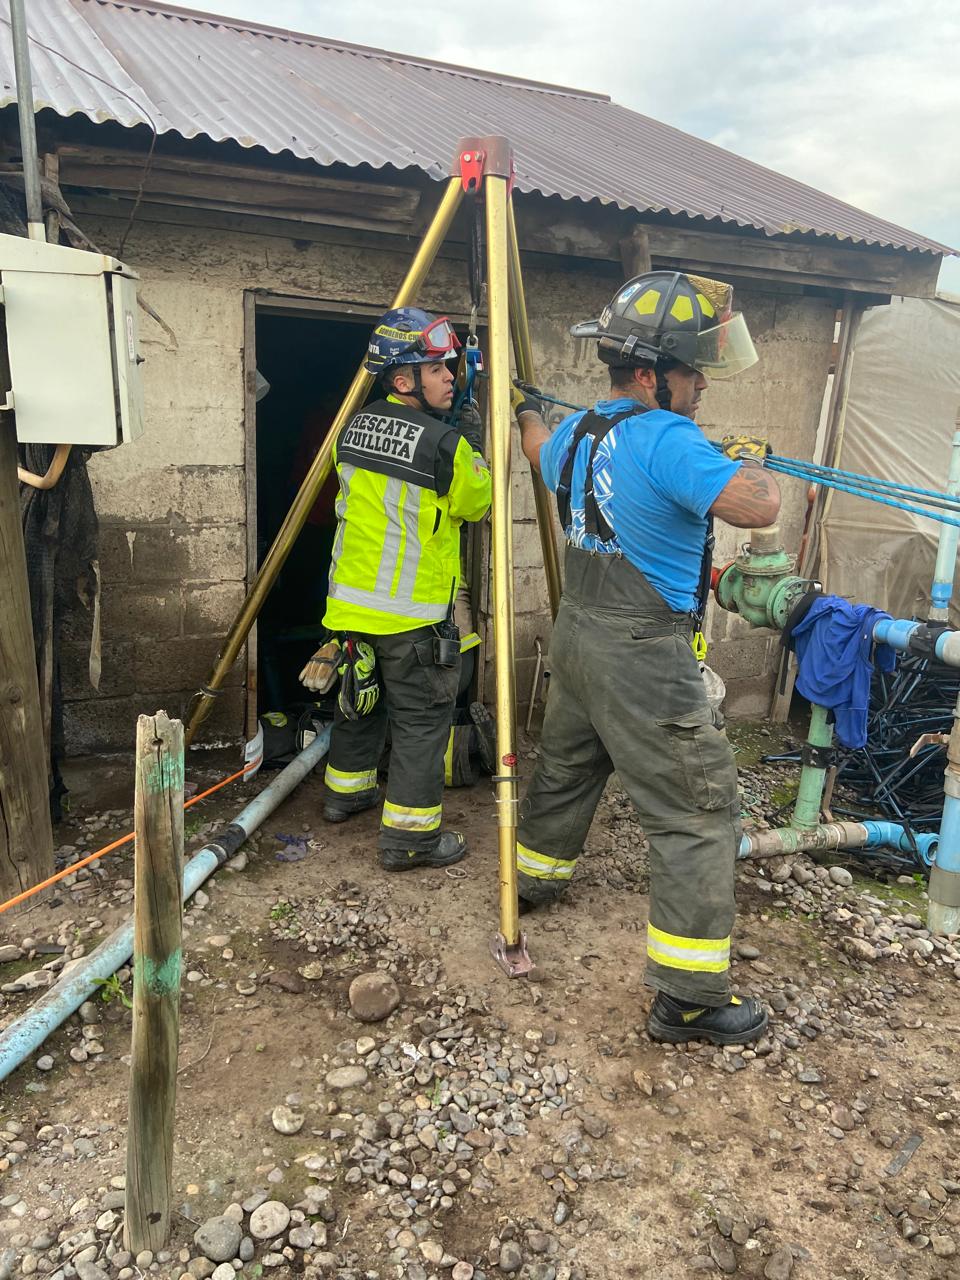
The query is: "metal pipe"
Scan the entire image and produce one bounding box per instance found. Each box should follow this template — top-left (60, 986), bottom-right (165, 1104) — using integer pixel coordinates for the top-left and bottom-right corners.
top-left (506, 200), bottom-right (562, 620)
top-left (524, 637), bottom-right (544, 735)
top-left (184, 177), bottom-right (465, 745)
top-left (929, 691), bottom-right (960, 935)
top-left (8, 0), bottom-right (44, 241)
top-left (790, 703), bottom-right (834, 830)
top-left (930, 425), bottom-right (960, 619)
top-left (485, 175), bottom-right (522, 951)
top-left (739, 819), bottom-right (938, 861)
top-left (0, 728), bottom-right (331, 1082)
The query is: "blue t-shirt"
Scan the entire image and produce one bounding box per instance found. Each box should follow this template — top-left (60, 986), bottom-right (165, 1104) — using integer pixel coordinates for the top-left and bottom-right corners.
top-left (540, 398), bottom-right (740, 613)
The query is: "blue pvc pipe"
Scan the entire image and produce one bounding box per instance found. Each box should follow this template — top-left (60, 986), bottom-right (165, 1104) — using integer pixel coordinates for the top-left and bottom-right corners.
top-left (738, 820), bottom-right (938, 865)
top-left (932, 579), bottom-right (955, 612)
top-left (872, 618), bottom-right (922, 652)
top-left (867, 618), bottom-right (960, 669)
top-left (933, 792), bottom-right (960, 877)
top-left (861, 820), bottom-right (938, 864)
top-left (0, 728), bottom-right (331, 1083)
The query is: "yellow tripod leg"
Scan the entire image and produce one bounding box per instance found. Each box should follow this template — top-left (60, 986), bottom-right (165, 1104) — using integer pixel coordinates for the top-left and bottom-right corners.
top-left (506, 200), bottom-right (562, 622)
top-left (185, 177), bottom-right (465, 744)
top-left (486, 169), bottom-right (534, 977)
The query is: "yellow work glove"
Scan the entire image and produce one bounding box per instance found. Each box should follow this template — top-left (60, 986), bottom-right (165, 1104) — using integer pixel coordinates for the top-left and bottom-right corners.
top-left (338, 638), bottom-right (380, 720)
top-left (511, 380), bottom-right (543, 420)
top-left (298, 638), bottom-right (341, 694)
top-left (720, 434), bottom-right (771, 462)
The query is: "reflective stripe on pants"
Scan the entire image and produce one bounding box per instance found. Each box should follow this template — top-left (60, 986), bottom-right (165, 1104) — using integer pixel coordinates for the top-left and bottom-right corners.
top-left (382, 800), bottom-right (442, 833)
top-left (516, 547), bottom-right (740, 1006)
top-left (325, 764), bottom-right (378, 795)
top-left (646, 923), bottom-right (731, 974)
top-left (516, 842), bottom-right (577, 881)
top-left (324, 626), bottom-right (460, 853)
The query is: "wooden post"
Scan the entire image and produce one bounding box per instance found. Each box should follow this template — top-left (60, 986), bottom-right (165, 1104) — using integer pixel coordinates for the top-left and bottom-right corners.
top-left (619, 224), bottom-right (652, 280)
top-left (0, 420), bottom-right (54, 905)
top-left (124, 711), bottom-right (184, 1254)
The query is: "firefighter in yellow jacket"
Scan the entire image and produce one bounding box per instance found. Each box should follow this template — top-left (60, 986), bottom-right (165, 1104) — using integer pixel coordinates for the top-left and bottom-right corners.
top-left (318, 308), bottom-right (491, 870)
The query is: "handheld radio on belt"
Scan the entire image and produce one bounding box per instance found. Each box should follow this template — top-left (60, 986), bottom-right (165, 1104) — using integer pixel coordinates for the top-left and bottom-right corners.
top-left (434, 579), bottom-right (461, 667)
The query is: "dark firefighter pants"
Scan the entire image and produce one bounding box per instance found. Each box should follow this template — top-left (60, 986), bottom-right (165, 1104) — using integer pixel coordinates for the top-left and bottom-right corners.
top-left (324, 626), bottom-right (461, 853)
top-left (516, 547), bottom-right (741, 1006)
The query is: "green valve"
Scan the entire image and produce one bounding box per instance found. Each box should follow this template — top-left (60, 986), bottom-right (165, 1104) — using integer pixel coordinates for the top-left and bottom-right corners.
top-left (715, 527), bottom-right (814, 630)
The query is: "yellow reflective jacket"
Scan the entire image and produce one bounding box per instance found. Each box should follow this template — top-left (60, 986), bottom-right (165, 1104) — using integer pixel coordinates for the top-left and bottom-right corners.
top-left (323, 397), bottom-right (491, 634)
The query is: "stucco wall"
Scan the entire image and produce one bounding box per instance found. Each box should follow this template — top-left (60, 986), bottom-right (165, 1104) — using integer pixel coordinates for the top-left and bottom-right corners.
top-left (62, 214), bottom-right (834, 751)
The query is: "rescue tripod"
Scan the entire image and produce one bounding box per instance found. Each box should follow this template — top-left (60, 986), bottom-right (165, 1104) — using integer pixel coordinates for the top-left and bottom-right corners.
top-left (184, 136), bottom-right (562, 978)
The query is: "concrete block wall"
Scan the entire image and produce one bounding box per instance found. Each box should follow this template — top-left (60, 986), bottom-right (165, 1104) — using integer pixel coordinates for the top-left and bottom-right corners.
top-left (62, 211), bottom-right (833, 753)
top-left (63, 215), bottom-right (480, 752)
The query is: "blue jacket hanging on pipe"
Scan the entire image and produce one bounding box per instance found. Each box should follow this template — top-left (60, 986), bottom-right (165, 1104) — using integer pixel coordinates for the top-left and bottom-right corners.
top-left (788, 596), bottom-right (896, 748)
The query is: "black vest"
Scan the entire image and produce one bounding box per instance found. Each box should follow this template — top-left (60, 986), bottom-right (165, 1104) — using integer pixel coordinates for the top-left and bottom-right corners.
top-left (337, 399), bottom-right (459, 496)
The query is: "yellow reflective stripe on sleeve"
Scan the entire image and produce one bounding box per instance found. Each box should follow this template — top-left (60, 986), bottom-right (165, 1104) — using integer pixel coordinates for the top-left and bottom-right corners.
top-left (382, 800), bottom-right (442, 832)
top-left (460, 631), bottom-right (481, 653)
top-left (516, 842), bottom-right (577, 881)
top-left (443, 729), bottom-right (455, 787)
top-left (646, 923), bottom-right (731, 973)
top-left (324, 764), bottom-right (378, 795)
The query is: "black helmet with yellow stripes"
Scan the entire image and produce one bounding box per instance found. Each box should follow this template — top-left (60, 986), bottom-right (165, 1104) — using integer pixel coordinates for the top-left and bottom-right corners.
top-left (571, 271), bottom-right (758, 380)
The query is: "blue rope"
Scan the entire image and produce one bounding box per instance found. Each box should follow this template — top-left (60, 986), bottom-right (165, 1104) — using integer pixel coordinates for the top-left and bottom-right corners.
top-left (770, 455), bottom-right (960, 509)
top-left (765, 459), bottom-right (960, 529)
top-left (525, 386), bottom-right (960, 525)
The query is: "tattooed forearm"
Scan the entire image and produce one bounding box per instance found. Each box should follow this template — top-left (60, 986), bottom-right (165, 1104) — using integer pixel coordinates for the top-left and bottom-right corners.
top-left (710, 461), bottom-right (781, 528)
top-left (518, 412), bottom-right (551, 473)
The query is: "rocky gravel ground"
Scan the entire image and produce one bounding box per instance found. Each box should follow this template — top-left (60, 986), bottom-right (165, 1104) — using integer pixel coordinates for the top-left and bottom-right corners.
top-left (2, 724), bottom-right (960, 1279)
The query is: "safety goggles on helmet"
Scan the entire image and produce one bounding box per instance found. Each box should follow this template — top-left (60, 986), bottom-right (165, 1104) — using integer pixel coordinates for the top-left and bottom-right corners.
top-left (414, 316), bottom-right (461, 360)
top-left (691, 312), bottom-right (758, 380)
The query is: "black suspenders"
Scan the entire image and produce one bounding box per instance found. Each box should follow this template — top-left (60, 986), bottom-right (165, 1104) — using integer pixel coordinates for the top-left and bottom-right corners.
top-left (555, 405), bottom-right (716, 634)
top-left (556, 407), bottom-right (640, 542)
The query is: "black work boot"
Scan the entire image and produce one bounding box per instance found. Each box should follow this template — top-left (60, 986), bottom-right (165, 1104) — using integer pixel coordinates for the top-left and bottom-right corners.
top-left (647, 992), bottom-right (768, 1046)
top-left (323, 794), bottom-right (379, 824)
top-left (380, 830), bottom-right (468, 872)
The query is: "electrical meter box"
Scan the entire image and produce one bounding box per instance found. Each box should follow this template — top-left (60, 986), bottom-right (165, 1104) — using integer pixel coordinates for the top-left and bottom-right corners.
top-left (0, 232), bottom-right (144, 446)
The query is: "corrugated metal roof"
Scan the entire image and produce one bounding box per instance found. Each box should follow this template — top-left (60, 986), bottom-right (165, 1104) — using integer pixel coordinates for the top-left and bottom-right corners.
top-left (0, 0), bottom-right (951, 256)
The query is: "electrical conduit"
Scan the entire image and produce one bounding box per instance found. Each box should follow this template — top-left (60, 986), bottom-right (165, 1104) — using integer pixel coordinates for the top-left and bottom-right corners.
top-left (0, 728), bottom-right (331, 1083)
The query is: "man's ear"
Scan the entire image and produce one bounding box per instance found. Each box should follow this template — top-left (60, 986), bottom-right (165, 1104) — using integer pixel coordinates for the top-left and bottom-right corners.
top-left (391, 367), bottom-right (414, 395)
top-left (633, 365), bottom-right (657, 391)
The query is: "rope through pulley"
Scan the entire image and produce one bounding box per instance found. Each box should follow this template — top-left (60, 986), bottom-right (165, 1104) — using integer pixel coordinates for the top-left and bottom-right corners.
top-left (449, 192), bottom-right (485, 425)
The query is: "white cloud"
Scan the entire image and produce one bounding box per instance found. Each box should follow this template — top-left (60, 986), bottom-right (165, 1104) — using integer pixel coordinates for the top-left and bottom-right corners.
top-left (171, 0), bottom-right (959, 283)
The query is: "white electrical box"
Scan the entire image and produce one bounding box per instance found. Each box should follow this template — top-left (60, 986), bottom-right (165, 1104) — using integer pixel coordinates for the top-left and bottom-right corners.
top-left (0, 233), bottom-right (144, 446)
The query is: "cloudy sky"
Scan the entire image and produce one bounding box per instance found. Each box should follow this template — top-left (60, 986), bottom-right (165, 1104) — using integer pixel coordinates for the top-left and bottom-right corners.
top-left (189, 0), bottom-right (959, 290)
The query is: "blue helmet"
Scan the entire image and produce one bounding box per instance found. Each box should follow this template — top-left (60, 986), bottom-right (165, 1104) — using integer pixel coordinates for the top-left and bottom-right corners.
top-left (364, 307), bottom-right (461, 377)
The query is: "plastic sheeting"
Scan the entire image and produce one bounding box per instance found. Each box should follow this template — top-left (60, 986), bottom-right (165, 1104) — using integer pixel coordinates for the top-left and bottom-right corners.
top-left (821, 295), bottom-right (960, 621)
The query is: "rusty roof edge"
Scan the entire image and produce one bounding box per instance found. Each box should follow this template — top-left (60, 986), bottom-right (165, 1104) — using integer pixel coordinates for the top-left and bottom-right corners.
top-left (13, 1), bottom-right (952, 259)
top-left (33, 101), bottom-right (950, 259)
top-left (89, 0), bottom-right (612, 101)
top-left (603, 101), bottom-right (956, 258)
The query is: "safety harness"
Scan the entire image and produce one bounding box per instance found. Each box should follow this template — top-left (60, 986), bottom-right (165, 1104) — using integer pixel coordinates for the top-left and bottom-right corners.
top-left (556, 405), bottom-right (715, 656)
top-left (557, 407), bottom-right (638, 538)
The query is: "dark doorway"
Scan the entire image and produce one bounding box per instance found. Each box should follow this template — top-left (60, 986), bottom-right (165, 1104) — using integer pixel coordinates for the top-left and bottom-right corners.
top-left (253, 309), bottom-right (371, 716)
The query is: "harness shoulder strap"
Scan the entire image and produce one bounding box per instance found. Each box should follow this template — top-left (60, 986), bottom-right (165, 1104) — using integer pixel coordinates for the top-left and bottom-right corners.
top-left (557, 406), bottom-right (644, 541)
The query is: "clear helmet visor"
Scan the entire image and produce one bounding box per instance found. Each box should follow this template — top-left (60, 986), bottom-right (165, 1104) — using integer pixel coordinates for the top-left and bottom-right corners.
top-left (693, 312), bottom-right (758, 380)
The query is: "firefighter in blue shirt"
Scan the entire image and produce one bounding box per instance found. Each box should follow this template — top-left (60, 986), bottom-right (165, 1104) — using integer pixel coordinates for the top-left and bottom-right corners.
top-left (512, 271), bottom-right (781, 1046)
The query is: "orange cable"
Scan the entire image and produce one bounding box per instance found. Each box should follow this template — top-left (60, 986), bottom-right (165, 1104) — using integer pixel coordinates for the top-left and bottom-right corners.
top-left (0, 762), bottom-right (258, 915)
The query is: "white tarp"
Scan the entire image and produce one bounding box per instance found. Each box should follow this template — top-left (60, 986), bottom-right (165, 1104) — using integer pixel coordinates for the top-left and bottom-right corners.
top-left (821, 294), bottom-right (960, 622)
